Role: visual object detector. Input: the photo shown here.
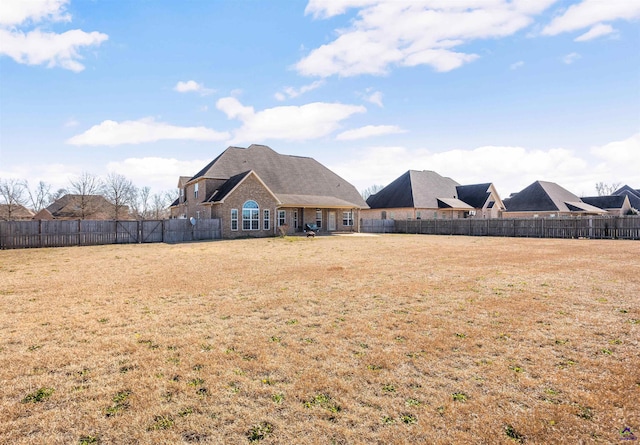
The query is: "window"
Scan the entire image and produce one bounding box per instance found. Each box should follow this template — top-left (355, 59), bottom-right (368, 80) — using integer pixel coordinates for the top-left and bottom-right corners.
top-left (315, 209), bottom-right (322, 228)
top-left (180, 188), bottom-right (184, 202)
top-left (293, 210), bottom-right (298, 229)
top-left (196, 211), bottom-right (200, 220)
top-left (416, 211), bottom-right (421, 220)
top-left (342, 211), bottom-right (353, 226)
top-left (231, 209), bottom-right (238, 231)
top-left (263, 209), bottom-right (270, 230)
top-left (278, 210), bottom-right (286, 226)
top-left (194, 183), bottom-right (199, 199)
top-left (242, 200), bottom-right (259, 230)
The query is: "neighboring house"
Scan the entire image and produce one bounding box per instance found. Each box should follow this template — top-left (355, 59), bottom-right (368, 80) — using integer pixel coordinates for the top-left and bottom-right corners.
top-left (581, 195), bottom-right (632, 216)
top-left (170, 144), bottom-right (367, 238)
top-left (0, 204), bottom-right (35, 221)
top-left (613, 185), bottom-right (640, 211)
top-left (503, 181), bottom-right (607, 218)
top-left (361, 170), bottom-right (505, 220)
top-left (33, 194), bottom-right (124, 220)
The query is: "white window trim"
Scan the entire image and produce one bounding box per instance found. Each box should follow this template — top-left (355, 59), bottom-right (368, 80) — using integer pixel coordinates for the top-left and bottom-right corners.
top-left (242, 200), bottom-right (260, 231)
top-left (263, 209), bottom-right (270, 231)
top-left (231, 209), bottom-right (238, 231)
top-left (194, 183), bottom-right (199, 199)
top-left (316, 209), bottom-right (322, 228)
top-left (342, 211), bottom-right (353, 226)
top-left (278, 209), bottom-right (286, 227)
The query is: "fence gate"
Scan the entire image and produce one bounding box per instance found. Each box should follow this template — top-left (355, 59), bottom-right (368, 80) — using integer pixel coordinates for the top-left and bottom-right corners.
top-left (141, 220), bottom-right (164, 243)
top-left (116, 221), bottom-right (139, 243)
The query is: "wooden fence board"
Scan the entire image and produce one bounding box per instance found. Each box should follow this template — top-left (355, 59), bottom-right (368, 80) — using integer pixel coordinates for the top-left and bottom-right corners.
top-left (361, 216), bottom-right (640, 240)
top-left (0, 218), bottom-right (222, 249)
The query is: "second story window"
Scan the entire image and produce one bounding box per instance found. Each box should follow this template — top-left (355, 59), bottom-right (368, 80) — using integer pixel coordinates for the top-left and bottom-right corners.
top-left (194, 183), bottom-right (199, 199)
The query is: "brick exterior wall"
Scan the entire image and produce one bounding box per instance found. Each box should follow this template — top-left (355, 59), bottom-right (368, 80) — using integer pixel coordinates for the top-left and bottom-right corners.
top-left (171, 174), bottom-right (361, 238)
top-left (209, 174), bottom-right (279, 239)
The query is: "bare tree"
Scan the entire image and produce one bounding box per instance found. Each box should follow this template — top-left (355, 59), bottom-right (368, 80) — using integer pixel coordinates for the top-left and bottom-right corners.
top-left (595, 182), bottom-right (622, 196)
top-left (50, 187), bottom-right (68, 201)
top-left (68, 172), bottom-right (104, 219)
top-left (25, 180), bottom-right (53, 213)
top-left (104, 173), bottom-right (137, 219)
top-left (361, 184), bottom-right (385, 200)
top-left (136, 186), bottom-right (151, 219)
top-left (151, 193), bottom-right (166, 219)
top-left (0, 178), bottom-right (27, 220)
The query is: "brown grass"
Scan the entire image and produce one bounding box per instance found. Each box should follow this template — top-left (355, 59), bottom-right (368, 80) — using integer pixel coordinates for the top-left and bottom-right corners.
top-left (0, 234), bottom-right (638, 444)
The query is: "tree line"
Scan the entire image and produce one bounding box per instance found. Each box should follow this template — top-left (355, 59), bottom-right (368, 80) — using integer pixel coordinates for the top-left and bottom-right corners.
top-left (0, 172), bottom-right (178, 221)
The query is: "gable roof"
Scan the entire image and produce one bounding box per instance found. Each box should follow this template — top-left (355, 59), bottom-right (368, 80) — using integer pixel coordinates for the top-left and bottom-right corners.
top-left (188, 144), bottom-right (367, 208)
top-left (456, 183), bottom-right (492, 209)
top-left (43, 194), bottom-right (118, 219)
top-left (367, 170), bottom-right (462, 209)
top-left (581, 195), bottom-right (629, 210)
top-left (366, 170), bottom-right (498, 211)
top-left (613, 185), bottom-right (640, 209)
top-left (505, 181), bottom-right (606, 214)
top-left (0, 204), bottom-right (35, 220)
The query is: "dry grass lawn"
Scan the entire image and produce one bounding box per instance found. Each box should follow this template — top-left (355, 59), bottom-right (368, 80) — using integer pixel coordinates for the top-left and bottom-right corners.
top-left (0, 234), bottom-right (638, 444)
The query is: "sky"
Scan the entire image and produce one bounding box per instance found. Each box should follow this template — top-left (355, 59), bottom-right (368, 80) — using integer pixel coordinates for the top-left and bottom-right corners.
top-left (1, 0), bottom-right (639, 200)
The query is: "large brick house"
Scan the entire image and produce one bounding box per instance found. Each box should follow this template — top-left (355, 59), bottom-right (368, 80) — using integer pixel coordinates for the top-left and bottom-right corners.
top-left (502, 181), bottom-right (607, 218)
top-left (170, 144), bottom-right (367, 238)
top-left (361, 170), bottom-right (505, 220)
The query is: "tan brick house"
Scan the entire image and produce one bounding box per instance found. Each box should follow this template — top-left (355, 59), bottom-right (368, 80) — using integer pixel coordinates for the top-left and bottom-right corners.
top-left (170, 144), bottom-right (367, 238)
top-left (362, 170), bottom-right (505, 221)
top-left (502, 181), bottom-right (607, 218)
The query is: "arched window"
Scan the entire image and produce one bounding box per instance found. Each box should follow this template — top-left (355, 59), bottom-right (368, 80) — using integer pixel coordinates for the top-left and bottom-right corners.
top-left (242, 200), bottom-right (259, 230)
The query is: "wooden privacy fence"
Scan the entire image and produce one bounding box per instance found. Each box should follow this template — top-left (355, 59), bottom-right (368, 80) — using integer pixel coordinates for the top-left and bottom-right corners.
top-left (361, 216), bottom-right (640, 240)
top-left (0, 218), bottom-right (221, 249)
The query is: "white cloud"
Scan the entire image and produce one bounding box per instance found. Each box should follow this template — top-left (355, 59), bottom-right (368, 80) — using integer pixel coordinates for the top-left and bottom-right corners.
top-left (216, 97), bottom-right (366, 142)
top-left (542, 0), bottom-right (640, 36)
top-left (510, 60), bottom-right (524, 70)
top-left (106, 157), bottom-right (208, 191)
top-left (174, 80), bottom-right (215, 95)
top-left (590, 133), bottom-right (640, 170)
top-left (336, 125), bottom-right (405, 141)
top-left (0, 162), bottom-right (81, 192)
top-left (574, 23), bottom-right (615, 42)
top-left (66, 117), bottom-right (230, 146)
top-left (562, 52), bottom-right (581, 64)
top-left (0, 0), bottom-right (107, 72)
top-left (329, 140), bottom-right (635, 197)
top-left (274, 80), bottom-right (325, 101)
top-left (64, 117), bottom-right (79, 127)
top-left (0, 0), bottom-right (70, 27)
top-left (366, 91), bottom-right (383, 107)
top-left (0, 28), bottom-right (108, 72)
top-left (297, 0), bottom-right (557, 77)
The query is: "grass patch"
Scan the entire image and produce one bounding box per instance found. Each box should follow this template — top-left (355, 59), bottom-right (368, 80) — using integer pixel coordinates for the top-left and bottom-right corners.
top-left (246, 421), bottom-right (274, 442)
top-left (22, 387), bottom-right (54, 403)
top-left (1, 236), bottom-right (637, 444)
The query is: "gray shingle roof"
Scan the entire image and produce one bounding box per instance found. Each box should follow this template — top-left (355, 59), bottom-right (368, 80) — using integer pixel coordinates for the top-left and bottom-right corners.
top-left (581, 195), bottom-right (628, 209)
top-left (366, 170), bottom-right (462, 209)
top-left (505, 181), bottom-right (606, 214)
top-left (456, 183), bottom-right (492, 209)
top-left (613, 185), bottom-right (640, 209)
top-left (44, 194), bottom-right (118, 219)
top-left (189, 145), bottom-right (367, 208)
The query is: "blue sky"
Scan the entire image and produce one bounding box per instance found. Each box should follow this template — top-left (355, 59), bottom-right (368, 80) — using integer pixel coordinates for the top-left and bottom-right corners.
top-left (1, 0), bottom-right (639, 199)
